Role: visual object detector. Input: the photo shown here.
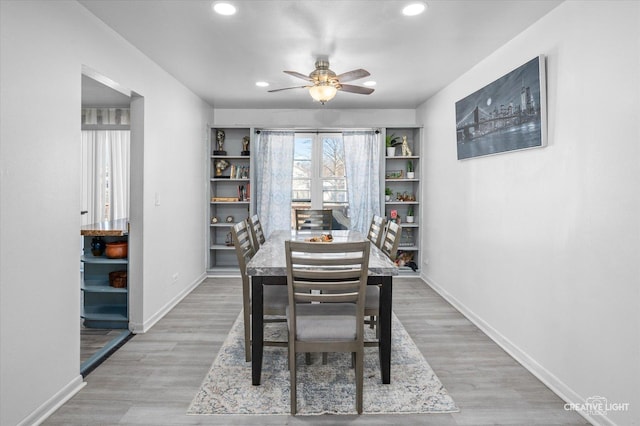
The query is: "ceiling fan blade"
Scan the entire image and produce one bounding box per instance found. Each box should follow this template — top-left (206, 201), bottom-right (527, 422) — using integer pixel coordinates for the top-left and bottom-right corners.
top-left (338, 84), bottom-right (374, 95)
top-left (268, 85), bottom-right (309, 93)
top-left (283, 70), bottom-right (312, 81)
top-left (336, 68), bottom-right (370, 83)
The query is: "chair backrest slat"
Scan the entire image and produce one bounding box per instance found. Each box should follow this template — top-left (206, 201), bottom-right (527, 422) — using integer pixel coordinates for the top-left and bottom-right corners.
top-left (231, 220), bottom-right (255, 279)
top-left (380, 221), bottom-right (401, 261)
top-left (285, 241), bottom-right (370, 308)
top-left (249, 214), bottom-right (266, 249)
top-left (367, 214), bottom-right (386, 247)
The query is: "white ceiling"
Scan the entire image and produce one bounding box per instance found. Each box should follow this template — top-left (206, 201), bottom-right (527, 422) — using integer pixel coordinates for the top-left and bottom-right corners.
top-left (78, 0), bottom-right (562, 109)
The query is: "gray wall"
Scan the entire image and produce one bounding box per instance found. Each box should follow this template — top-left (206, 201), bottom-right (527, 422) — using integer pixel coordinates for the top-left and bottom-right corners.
top-left (417, 2), bottom-right (639, 425)
top-left (0, 2), bottom-right (211, 424)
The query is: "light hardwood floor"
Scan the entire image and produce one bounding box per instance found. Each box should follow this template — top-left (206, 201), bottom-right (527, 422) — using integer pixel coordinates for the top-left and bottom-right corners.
top-left (45, 277), bottom-right (589, 425)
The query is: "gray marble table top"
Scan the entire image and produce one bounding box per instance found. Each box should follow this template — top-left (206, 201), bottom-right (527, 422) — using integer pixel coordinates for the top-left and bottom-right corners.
top-left (246, 230), bottom-right (399, 277)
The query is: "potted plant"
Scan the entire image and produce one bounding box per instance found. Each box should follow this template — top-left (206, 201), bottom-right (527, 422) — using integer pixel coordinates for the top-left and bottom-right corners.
top-left (385, 133), bottom-right (400, 157)
top-left (406, 205), bottom-right (415, 223)
top-left (406, 160), bottom-right (415, 179)
top-left (385, 187), bottom-right (393, 202)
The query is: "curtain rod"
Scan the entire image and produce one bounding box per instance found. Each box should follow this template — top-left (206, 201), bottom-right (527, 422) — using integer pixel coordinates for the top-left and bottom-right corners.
top-left (255, 128), bottom-right (380, 134)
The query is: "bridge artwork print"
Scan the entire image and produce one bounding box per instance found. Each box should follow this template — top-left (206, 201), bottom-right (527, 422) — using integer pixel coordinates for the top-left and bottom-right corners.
top-left (455, 55), bottom-right (547, 160)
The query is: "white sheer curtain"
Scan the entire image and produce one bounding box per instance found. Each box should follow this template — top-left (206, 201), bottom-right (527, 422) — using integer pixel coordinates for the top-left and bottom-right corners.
top-left (255, 130), bottom-right (295, 237)
top-left (343, 130), bottom-right (381, 234)
top-left (81, 130), bottom-right (130, 225)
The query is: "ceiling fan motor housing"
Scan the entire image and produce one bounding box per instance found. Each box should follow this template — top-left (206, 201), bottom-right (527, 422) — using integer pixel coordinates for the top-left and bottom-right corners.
top-left (310, 60), bottom-right (339, 86)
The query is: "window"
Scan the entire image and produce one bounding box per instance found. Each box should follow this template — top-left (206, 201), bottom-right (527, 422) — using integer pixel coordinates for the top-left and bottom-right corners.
top-left (291, 133), bottom-right (348, 229)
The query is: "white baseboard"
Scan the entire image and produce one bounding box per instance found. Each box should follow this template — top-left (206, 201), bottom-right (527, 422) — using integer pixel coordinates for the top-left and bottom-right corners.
top-left (19, 375), bottom-right (85, 426)
top-left (129, 272), bottom-right (206, 333)
top-left (421, 273), bottom-right (611, 426)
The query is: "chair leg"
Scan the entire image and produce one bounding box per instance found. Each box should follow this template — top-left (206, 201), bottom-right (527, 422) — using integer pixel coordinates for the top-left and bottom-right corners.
top-left (290, 347), bottom-right (297, 415)
top-left (243, 308), bottom-right (251, 362)
top-left (355, 348), bottom-right (364, 414)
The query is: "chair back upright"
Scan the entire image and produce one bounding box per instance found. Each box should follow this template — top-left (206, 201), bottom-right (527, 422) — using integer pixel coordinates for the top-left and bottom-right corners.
top-left (249, 214), bottom-right (266, 249)
top-left (367, 214), bottom-right (386, 247)
top-left (295, 209), bottom-right (333, 231)
top-left (380, 220), bottom-right (402, 261)
top-left (230, 219), bottom-right (256, 362)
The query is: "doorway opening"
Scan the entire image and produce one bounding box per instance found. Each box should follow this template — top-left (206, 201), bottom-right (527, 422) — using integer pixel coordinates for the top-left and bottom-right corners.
top-left (80, 70), bottom-right (138, 376)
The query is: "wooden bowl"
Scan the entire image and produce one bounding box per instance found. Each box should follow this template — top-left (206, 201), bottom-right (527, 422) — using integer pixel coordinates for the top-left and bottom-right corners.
top-left (105, 241), bottom-right (128, 259)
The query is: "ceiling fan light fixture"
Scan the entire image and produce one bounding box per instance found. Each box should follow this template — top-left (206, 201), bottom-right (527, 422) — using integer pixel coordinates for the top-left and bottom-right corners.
top-left (402, 2), bottom-right (427, 16)
top-left (309, 84), bottom-right (337, 104)
top-left (212, 1), bottom-right (236, 16)
top-left (255, 81), bottom-right (269, 87)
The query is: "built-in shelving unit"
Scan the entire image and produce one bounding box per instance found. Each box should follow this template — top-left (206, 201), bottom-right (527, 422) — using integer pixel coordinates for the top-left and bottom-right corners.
top-left (81, 236), bottom-right (129, 329)
top-left (208, 127), bottom-right (253, 273)
top-left (383, 127), bottom-right (422, 274)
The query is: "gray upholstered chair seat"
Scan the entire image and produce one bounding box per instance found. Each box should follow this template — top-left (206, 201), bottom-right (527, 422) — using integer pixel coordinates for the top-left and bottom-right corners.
top-left (287, 303), bottom-right (356, 341)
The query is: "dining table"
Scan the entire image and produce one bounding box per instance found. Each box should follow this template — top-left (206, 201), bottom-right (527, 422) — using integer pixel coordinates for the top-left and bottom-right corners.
top-left (246, 229), bottom-right (399, 385)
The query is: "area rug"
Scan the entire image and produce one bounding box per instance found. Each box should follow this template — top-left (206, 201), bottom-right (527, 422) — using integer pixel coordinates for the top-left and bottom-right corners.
top-left (188, 311), bottom-right (458, 416)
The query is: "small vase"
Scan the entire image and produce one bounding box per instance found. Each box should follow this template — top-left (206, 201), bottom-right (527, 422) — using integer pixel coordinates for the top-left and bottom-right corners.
top-left (387, 147), bottom-right (396, 157)
top-left (385, 195), bottom-right (391, 202)
top-left (406, 216), bottom-right (415, 223)
top-left (406, 171), bottom-right (415, 179)
top-left (90, 236), bottom-right (105, 256)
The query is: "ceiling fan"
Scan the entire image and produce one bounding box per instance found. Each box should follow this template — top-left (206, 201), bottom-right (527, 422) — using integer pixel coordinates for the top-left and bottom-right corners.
top-left (268, 59), bottom-right (374, 104)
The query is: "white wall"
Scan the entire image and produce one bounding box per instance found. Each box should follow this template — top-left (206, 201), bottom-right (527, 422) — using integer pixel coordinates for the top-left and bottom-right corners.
top-left (417, 1), bottom-right (639, 425)
top-left (213, 108), bottom-right (417, 128)
top-left (0, 1), bottom-right (210, 425)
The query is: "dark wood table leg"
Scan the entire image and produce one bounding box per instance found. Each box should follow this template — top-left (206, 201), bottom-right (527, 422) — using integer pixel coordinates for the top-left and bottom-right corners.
top-left (251, 276), bottom-right (264, 385)
top-left (379, 276), bottom-right (393, 384)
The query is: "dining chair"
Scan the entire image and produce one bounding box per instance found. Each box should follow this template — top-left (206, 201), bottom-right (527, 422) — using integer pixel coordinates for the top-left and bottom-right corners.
top-left (366, 214), bottom-right (386, 247)
top-left (380, 220), bottom-right (402, 261)
top-left (285, 240), bottom-right (370, 415)
top-left (231, 219), bottom-right (288, 362)
top-left (294, 209), bottom-right (333, 231)
top-left (248, 214), bottom-right (266, 249)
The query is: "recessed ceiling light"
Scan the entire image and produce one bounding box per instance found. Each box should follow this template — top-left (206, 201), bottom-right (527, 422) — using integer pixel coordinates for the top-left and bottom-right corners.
top-left (255, 81), bottom-right (269, 88)
top-left (212, 2), bottom-right (236, 16)
top-left (402, 2), bottom-right (427, 16)
top-left (363, 81), bottom-right (377, 87)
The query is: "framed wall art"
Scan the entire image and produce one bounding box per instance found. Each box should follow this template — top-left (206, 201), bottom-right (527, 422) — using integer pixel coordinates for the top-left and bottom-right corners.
top-left (455, 55), bottom-right (547, 160)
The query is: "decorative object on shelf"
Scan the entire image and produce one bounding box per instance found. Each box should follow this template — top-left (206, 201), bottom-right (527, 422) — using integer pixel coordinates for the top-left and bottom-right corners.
top-left (212, 196), bottom-right (239, 202)
top-left (241, 136), bottom-right (250, 156)
top-left (406, 206), bottom-right (415, 223)
top-left (211, 216), bottom-right (219, 224)
top-left (385, 187), bottom-right (393, 202)
top-left (108, 270), bottom-right (127, 288)
top-left (401, 136), bottom-right (412, 156)
top-left (406, 160), bottom-right (415, 179)
top-left (396, 192), bottom-right (416, 202)
top-left (225, 232), bottom-right (234, 246)
top-left (390, 209), bottom-right (397, 221)
top-left (385, 170), bottom-right (404, 179)
top-left (214, 159), bottom-right (230, 177)
top-left (225, 215), bottom-right (235, 223)
top-left (90, 236), bottom-right (105, 256)
top-left (229, 164), bottom-right (250, 179)
top-left (385, 133), bottom-right (400, 157)
top-left (105, 241), bottom-right (128, 259)
top-left (214, 129), bottom-right (227, 155)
